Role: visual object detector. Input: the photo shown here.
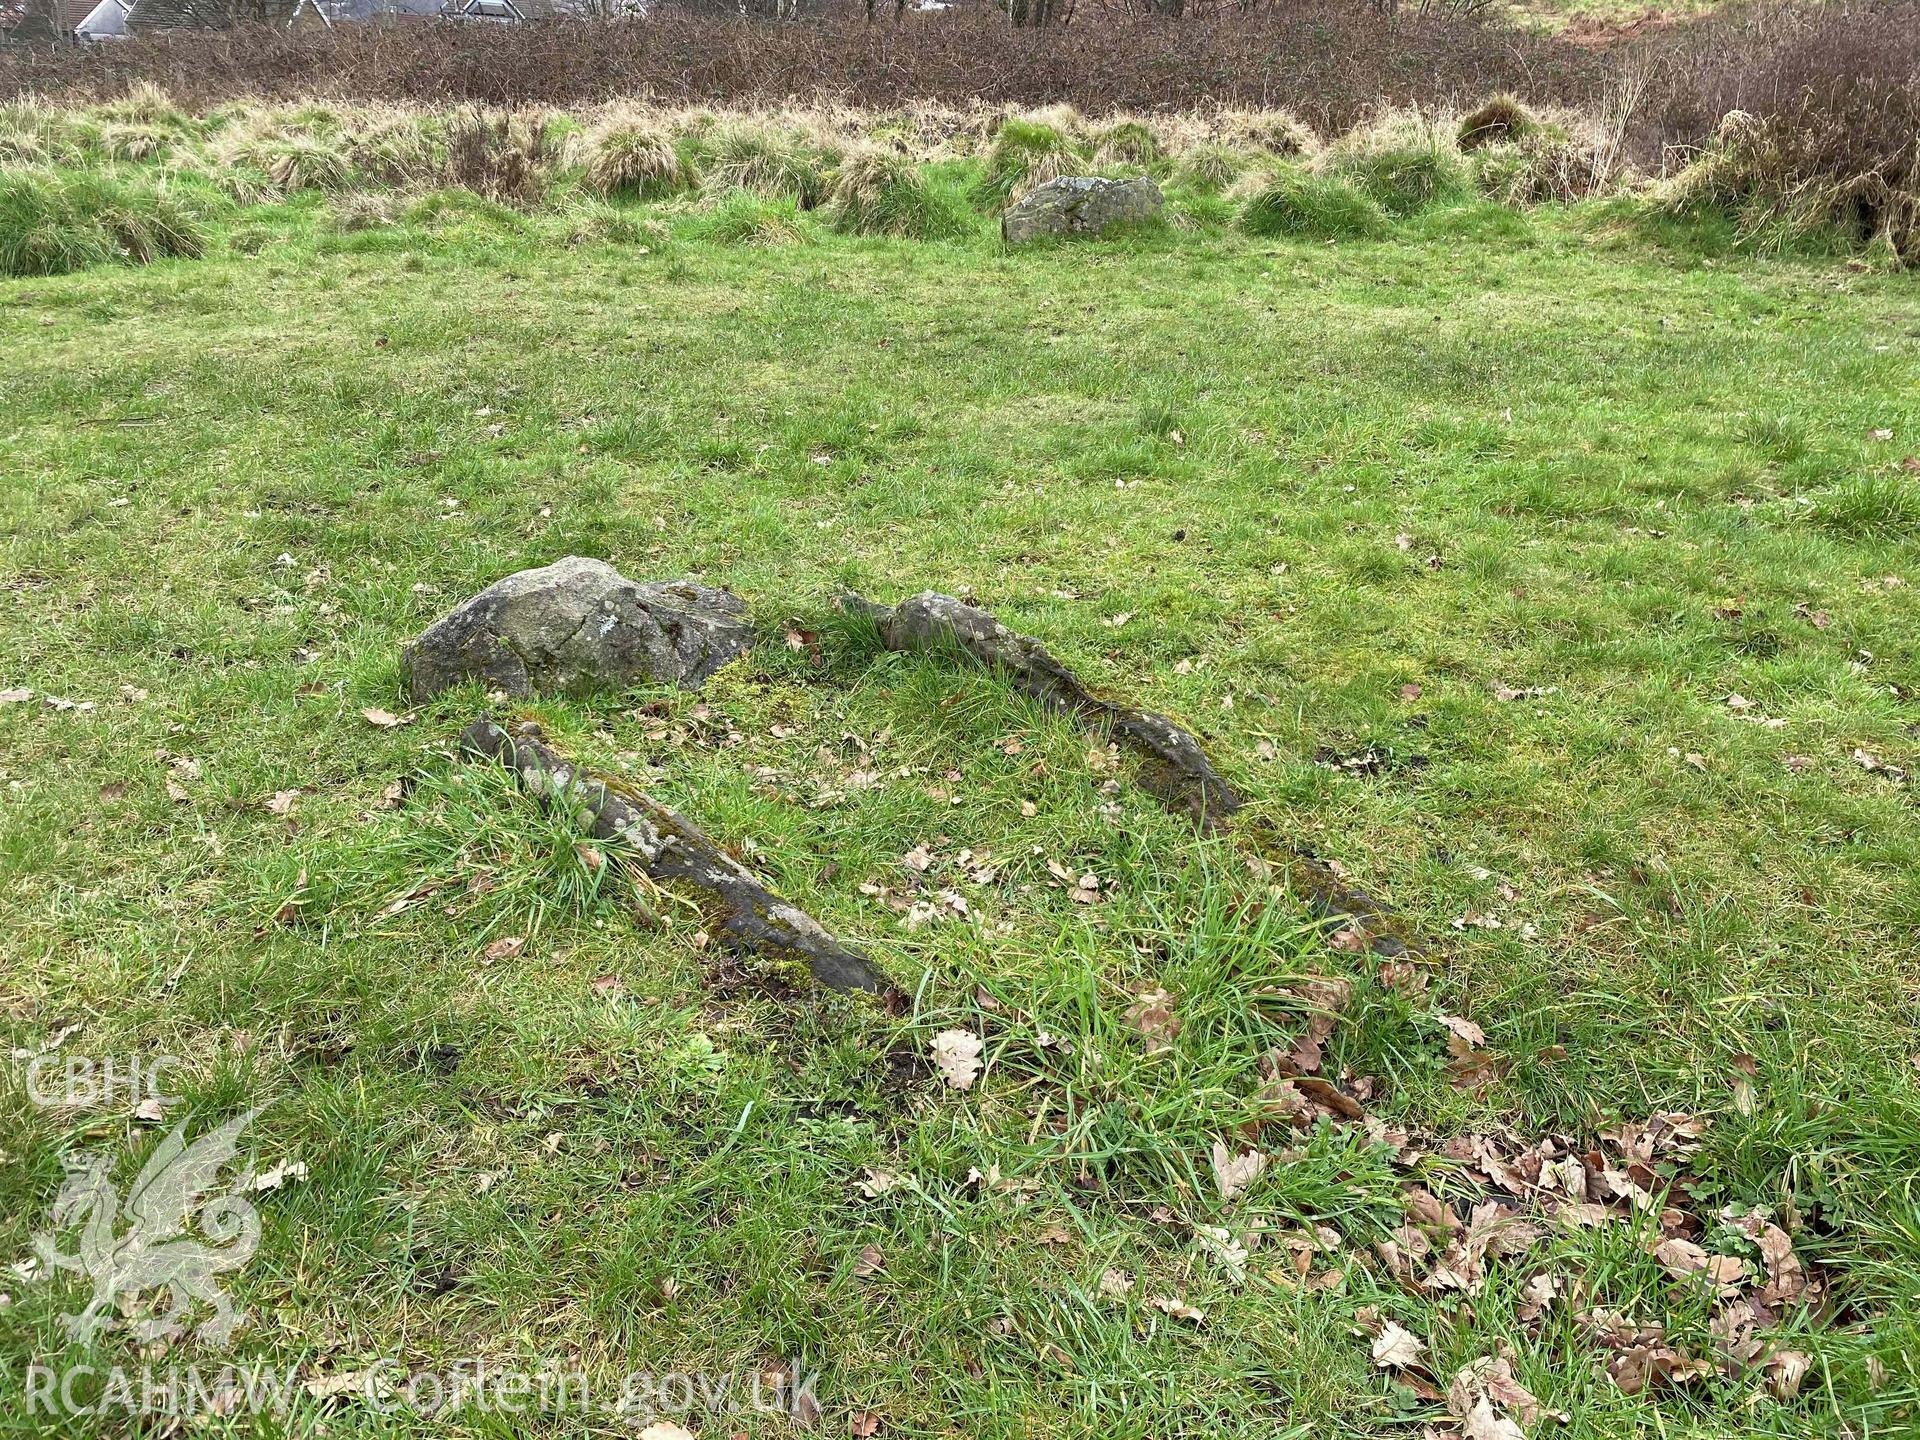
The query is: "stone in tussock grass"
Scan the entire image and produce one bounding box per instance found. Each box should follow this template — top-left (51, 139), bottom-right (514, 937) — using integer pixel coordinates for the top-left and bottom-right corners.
top-left (1000, 175), bottom-right (1162, 244)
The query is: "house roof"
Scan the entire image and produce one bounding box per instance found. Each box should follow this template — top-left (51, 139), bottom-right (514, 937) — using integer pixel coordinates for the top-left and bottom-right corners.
top-left (74, 0), bottom-right (128, 33)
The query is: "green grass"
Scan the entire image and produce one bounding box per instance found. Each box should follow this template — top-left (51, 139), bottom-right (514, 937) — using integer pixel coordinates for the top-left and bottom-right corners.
top-left (1238, 167), bottom-right (1391, 240)
top-left (0, 167), bottom-right (214, 277)
top-left (1, 174), bottom-right (1918, 1440)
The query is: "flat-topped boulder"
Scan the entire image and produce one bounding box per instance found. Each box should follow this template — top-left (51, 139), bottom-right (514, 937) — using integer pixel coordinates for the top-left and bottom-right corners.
top-left (1002, 176), bottom-right (1163, 245)
top-left (402, 557), bottom-right (753, 702)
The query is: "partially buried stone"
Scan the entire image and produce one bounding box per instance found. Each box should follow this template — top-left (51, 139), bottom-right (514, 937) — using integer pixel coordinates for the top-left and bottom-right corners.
top-left (1002, 176), bottom-right (1163, 245)
top-left (402, 557), bottom-right (753, 702)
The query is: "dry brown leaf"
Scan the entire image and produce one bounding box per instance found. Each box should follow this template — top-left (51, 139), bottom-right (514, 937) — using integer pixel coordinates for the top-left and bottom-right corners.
top-left (930, 1028), bottom-right (984, 1090)
top-left (1145, 1295), bottom-right (1205, 1323)
top-left (1710, 1299), bottom-right (1762, 1367)
top-left (1448, 1356), bottom-right (1545, 1429)
top-left (482, 935), bottom-right (525, 962)
top-left (1765, 1349), bottom-right (1811, 1400)
top-left (1371, 1320), bottom-right (1425, 1369)
top-left (1443, 1029), bottom-right (1507, 1093)
top-left (1516, 1271), bottom-right (1560, 1323)
top-left (266, 790), bottom-right (299, 816)
top-left (1557, 1201), bottom-right (1614, 1229)
top-left (1286, 1030), bottom-right (1325, 1074)
top-left (853, 1244), bottom-right (886, 1278)
top-left (1744, 1213), bottom-right (1812, 1307)
top-left (1439, 1013), bottom-right (1487, 1049)
top-left (1211, 1140), bottom-right (1269, 1202)
top-left (1460, 1397), bottom-right (1525, 1440)
top-left (305, 1368), bottom-right (391, 1402)
top-left (1653, 1236), bottom-right (1710, 1276)
top-left (855, 1168), bottom-right (913, 1199)
top-left (1293, 1075), bottom-right (1366, 1120)
top-left (251, 1158), bottom-right (308, 1192)
top-left (1123, 988), bottom-right (1181, 1053)
top-left (849, 1412), bottom-right (883, 1438)
top-left (361, 707), bottom-right (407, 729)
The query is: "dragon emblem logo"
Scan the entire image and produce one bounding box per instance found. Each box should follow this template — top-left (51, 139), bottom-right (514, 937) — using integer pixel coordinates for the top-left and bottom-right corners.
top-left (30, 1108), bottom-right (264, 1348)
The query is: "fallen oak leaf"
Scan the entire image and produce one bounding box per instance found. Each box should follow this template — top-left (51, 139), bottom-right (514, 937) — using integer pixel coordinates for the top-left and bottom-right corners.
top-left (251, 1158), bottom-right (308, 1192)
top-left (1292, 1074), bottom-right (1366, 1120)
top-left (1461, 1396), bottom-right (1526, 1440)
top-left (1123, 988), bottom-right (1181, 1053)
top-left (1652, 1237), bottom-right (1744, 1295)
top-left (1193, 1222), bottom-right (1251, 1282)
top-left (1145, 1295), bottom-right (1205, 1323)
top-left (1210, 1140), bottom-right (1269, 1202)
top-left (304, 1368), bottom-right (393, 1402)
top-left (1448, 1355), bottom-right (1548, 1430)
top-left (1764, 1348), bottom-right (1811, 1400)
top-left (1328, 924), bottom-right (1369, 953)
top-left (854, 1167), bottom-right (916, 1199)
top-left (929, 1028), bottom-right (984, 1090)
top-left (1438, 1013), bottom-right (1487, 1049)
top-left (1608, 1343), bottom-right (1712, 1395)
top-left (1370, 1319), bottom-right (1426, 1369)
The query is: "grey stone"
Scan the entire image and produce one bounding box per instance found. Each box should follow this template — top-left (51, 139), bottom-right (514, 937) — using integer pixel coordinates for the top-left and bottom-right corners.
top-left (1001, 176), bottom-right (1163, 245)
top-left (402, 557), bottom-right (753, 702)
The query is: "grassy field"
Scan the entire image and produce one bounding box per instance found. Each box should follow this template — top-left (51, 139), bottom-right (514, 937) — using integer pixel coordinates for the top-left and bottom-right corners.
top-left (2, 177), bottom-right (1918, 1439)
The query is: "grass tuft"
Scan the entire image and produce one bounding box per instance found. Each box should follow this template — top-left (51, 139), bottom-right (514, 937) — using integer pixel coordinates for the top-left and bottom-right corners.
top-left (688, 189), bottom-right (811, 246)
top-left (233, 136), bottom-right (355, 195)
top-left (327, 191), bottom-right (401, 233)
top-left (826, 147), bottom-right (974, 240)
top-left (0, 167), bottom-right (209, 277)
top-left (1091, 117), bottom-right (1164, 168)
top-left (88, 81), bottom-right (190, 132)
top-left (1816, 473), bottom-right (1920, 539)
top-left (1319, 112), bottom-right (1469, 218)
top-left (700, 125), bottom-right (836, 209)
top-left (1218, 108), bottom-right (1318, 160)
top-left (1457, 94), bottom-right (1537, 152)
top-left (975, 117), bottom-right (1084, 210)
top-left (100, 122), bottom-right (174, 163)
top-left (1234, 166), bottom-right (1389, 240)
top-left (1173, 142), bottom-right (1251, 194)
top-left (585, 122), bottom-right (695, 200)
